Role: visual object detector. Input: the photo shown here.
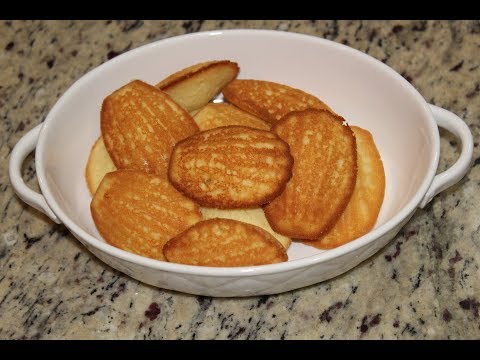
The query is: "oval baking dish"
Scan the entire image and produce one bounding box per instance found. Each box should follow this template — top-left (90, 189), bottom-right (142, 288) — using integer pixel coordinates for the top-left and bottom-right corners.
top-left (9, 30), bottom-right (473, 297)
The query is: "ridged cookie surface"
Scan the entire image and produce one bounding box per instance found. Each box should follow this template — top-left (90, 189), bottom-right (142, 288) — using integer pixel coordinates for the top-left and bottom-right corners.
top-left (101, 80), bottom-right (199, 176)
top-left (264, 109), bottom-right (357, 239)
top-left (163, 218), bottom-right (288, 267)
top-left (91, 170), bottom-right (202, 260)
top-left (201, 207), bottom-right (291, 249)
top-left (168, 126), bottom-right (293, 208)
top-left (193, 103), bottom-right (270, 131)
top-left (223, 79), bottom-right (332, 124)
top-left (303, 126), bottom-right (385, 249)
top-left (157, 60), bottom-right (239, 113)
top-left (85, 137), bottom-right (117, 195)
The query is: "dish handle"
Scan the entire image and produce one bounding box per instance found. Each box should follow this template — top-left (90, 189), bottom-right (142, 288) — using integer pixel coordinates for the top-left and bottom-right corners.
top-left (419, 104), bottom-right (474, 208)
top-left (9, 123), bottom-right (61, 224)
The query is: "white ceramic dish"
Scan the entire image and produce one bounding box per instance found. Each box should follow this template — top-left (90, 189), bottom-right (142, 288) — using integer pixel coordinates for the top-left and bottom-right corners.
top-left (9, 30), bottom-right (473, 297)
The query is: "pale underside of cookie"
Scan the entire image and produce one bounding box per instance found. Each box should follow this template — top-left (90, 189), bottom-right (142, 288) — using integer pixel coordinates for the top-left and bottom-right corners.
top-left (222, 79), bottom-right (333, 124)
top-left (163, 218), bottom-right (288, 267)
top-left (264, 109), bottom-right (357, 240)
top-left (193, 103), bottom-right (270, 131)
top-left (302, 126), bottom-right (385, 249)
top-left (85, 136), bottom-right (117, 195)
top-left (168, 125), bottom-right (293, 208)
top-left (201, 207), bottom-right (291, 249)
top-left (157, 60), bottom-right (240, 113)
top-left (91, 170), bottom-right (202, 261)
top-left (101, 80), bottom-right (199, 176)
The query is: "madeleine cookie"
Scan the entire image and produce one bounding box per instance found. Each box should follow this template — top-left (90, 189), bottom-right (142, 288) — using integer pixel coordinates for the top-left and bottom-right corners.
top-left (223, 79), bottom-right (332, 124)
top-left (193, 103), bottom-right (270, 131)
top-left (85, 137), bottom-right (117, 195)
top-left (168, 126), bottom-right (293, 208)
top-left (101, 80), bottom-right (199, 176)
top-left (163, 218), bottom-right (288, 267)
top-left (264, 109), bottom-right (357, 239)
top-left (201, 207), bottom-right (291, 249)
top-left (157, 60), bottom-right (239, 113)
top-left (91, 170), bottom-right (202, 260)
top-left (303, 126), bottom-right (385, 249)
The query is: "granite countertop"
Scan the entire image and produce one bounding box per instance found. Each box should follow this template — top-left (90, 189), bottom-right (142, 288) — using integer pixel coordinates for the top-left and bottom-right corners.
top-left (1, 20), bottom-right (479, 339)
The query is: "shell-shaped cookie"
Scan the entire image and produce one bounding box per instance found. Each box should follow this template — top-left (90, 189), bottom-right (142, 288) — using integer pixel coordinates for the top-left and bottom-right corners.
top-left (223, 79), bottom-right (332, 124)
top-left (168, 126), bottom-right (293, 208)
top-left (101, 80), bottom-right (199, 176)
top-left (303, 126), bottom-right (385, 249)
top-left (163, 219), bottom-right (288, 267)
top-left (264, 109), bottom-right (357, 239)
top-left (194, 103), bottom-right (270, 131)
top-left (91, 170), bottom-right (202, 260)
top-left (85, 136), bottom-right (117, 195)
top-left (157, 60), bottom-right (239, 113)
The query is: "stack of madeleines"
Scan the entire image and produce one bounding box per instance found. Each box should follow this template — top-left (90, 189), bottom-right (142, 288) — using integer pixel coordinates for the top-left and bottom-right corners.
top-left (86, 60), bottom-right (385, 267)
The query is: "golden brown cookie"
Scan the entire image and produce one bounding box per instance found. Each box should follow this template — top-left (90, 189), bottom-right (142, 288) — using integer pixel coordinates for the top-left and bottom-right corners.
top-left (101, 80), bottom-right (199, 176)
top-left (193, 103), bottom-right (270, 131)
top-left (91, 170), bottom-right (202, 260)
top-left (168, 126), bottom-right (293, 208)
top-left (163, 218), bottom-right (288, 267)
top-left (302, 126), bottom-right (385, 249)
top-left (201, 207), bottom-right (291, 249)
top-left (85, 137), bottom-right (117, 195)
top-left (157, 60), bottom-right (239, 113)
top-left (264, 109), bottom-right (357, 239)
top-left (223, 79), bottom-right (332, 124)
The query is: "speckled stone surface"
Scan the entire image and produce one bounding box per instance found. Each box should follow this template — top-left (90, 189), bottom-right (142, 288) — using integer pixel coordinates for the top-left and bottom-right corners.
top-left (1, 20), bottom-right (479, 339)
